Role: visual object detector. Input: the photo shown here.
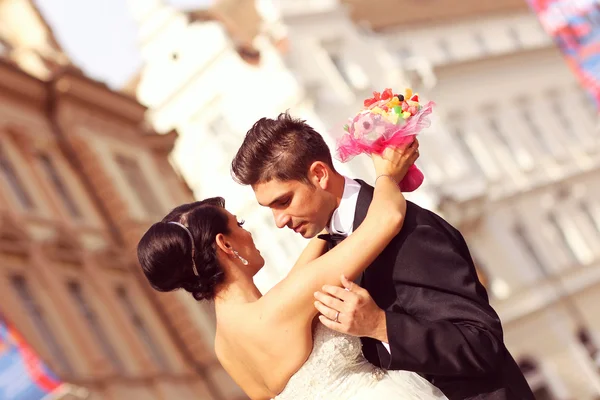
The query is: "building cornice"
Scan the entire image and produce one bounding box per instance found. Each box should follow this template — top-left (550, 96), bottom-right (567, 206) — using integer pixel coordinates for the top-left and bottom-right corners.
top-left (142, 128), bottom-right (178, 156)
top-left (51, 68), bottom-right (147, 125)
top-left (343, 0), bottom-right (530, 32)
top-left (431, 46), bottom-right (559, 77)
top-left (93, 245), bottom-right (132, 272)
top-left (0, 59), bottom-right (47, 107)
top-left (40, 225), bottom-right (85, 266)
top-left (439, 163), bottom-right (600, 227)
top-left (494, 260), bottom-right (600, 326)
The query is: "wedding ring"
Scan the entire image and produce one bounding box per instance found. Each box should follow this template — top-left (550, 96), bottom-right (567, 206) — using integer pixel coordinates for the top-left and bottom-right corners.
top-left (334, 311), bottom-right (340, 323)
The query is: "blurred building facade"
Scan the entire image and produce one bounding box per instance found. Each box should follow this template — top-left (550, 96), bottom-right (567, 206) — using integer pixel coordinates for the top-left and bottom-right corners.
top-left (128, 0), bottom-right (600, 399)
top-left (0, 0), bottom-right (245, 398)
top-left (274, 1), bottom-right (600, 399)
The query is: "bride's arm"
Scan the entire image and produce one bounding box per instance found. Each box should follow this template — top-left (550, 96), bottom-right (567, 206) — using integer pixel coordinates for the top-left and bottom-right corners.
top-left (263, 144), bottom-right (418, 322)
top-left (288, 230), bottom-right (328, 273)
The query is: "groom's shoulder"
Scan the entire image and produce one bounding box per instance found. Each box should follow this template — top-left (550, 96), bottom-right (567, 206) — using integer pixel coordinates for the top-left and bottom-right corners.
top-left (405, 200), bottom-right (464, 241)
top-left (353, 178), bottom-right (460, 232)
top-left (406, 199), bottom-right (435, 218)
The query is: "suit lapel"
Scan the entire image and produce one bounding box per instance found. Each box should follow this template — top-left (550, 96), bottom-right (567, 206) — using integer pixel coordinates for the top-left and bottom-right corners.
top-left (352, 179), bottom-right (375, 286)
top-left (352, 179), bottom-right (374, 232)
top-left (353, 180), bottom-right (390, 369)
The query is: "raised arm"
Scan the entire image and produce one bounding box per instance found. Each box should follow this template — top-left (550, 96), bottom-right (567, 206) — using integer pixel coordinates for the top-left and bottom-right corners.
top-left (288, 230), bottom-right (328, 273)
top-left (264, 141), bottom-right (419, 322)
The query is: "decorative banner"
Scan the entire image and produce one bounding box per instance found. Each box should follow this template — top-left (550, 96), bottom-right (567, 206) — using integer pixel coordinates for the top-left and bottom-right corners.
top-left (0, 317), bottom-right (62, 400)
top-left (527, 0), bottom-right (600, 108)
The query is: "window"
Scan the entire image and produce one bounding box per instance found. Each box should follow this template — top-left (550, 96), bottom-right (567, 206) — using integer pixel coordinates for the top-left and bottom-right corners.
top-left (549, 98), bottom-right (577, 139)
top-left (11, 276), bottom-right (72, 373)
top-left (548, 210), bottom-right (593, 265)
top-left (67, 281), bottom-right (123, 371)
top-left (521, 109), bottom-right (551, 154)
top-left (488, 118), bottom-right (511, 149)
top-left (472, 251), bottom-right (511, 299)
top-left (326, 53), bottom-right (369, 91)
top-left (488, 117), bottom-right (517, 161)
top-left (328, 53), bottom-right (353, 86)
top-left (453, 127), bottom-right (485, 176)
top-left (507, 26), bottom-right (523, 49)
top-left (396, 46), bottom-right (413, 62)
top-left (0, 142), bottom-right (35, 209)
top-left (547, 212), bottom-right (578, 262)
top-left (581, 201), bottom-right (600, 233)
top-left (451, 123), bottom-right (502, 181)
top-left (115, 154), bottom-right (163, 216)
top-left (579, 90), bottom-right (597, 119)
top-left (116, 286), bottom-right (168, 370)
top-left (519, 358), bottom-right (559, 400)
top-left (38, 154), bottom-right (82, 218)
top-left (207, 114), bottom-right (239, 155)
top-left (319, 39), bottom-right (369, 91)
top-left (438, 38), bottom-right (453, 61)
top-left (488, 116), bottom-right (533, 169)
top-left (514, 224), bottom-right (546, 272)
top-left (473, 32), bottom-right (489, 54)
top-left (577, 328), bottom-right (600, 368)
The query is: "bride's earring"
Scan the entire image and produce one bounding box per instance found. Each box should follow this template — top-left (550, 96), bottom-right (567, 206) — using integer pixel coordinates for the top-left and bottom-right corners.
top-left (233, 250), bottom-right (249, 265)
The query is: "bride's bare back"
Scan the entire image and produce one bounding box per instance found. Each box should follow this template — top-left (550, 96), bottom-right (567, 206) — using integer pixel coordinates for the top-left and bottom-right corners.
top-left (215, 302), bottom-right (316, 399)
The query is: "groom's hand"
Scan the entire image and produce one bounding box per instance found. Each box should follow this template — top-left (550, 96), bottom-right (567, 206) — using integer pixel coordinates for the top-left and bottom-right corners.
top-left (314, 275), bottom-right (388, 343)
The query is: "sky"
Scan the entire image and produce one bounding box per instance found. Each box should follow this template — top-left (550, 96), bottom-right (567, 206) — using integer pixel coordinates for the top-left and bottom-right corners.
top-left (34, 0), bottom-right (213, 89)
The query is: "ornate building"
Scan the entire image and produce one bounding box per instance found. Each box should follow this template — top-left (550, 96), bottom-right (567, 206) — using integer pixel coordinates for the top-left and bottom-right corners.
top-left (0, 0), bottom-right (245, 398)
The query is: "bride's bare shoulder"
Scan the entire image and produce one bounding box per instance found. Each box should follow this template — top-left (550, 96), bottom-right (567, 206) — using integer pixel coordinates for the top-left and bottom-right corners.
top-left (258, 273), bottom-right (305, 320)
top-left (217, 302), bottom-right (266, 333)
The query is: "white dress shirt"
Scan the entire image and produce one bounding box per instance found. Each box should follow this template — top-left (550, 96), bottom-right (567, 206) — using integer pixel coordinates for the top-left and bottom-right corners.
top-left (329, 176), bottom-right (361, 236)
top-left (328, 176), bottom-right (391, 353)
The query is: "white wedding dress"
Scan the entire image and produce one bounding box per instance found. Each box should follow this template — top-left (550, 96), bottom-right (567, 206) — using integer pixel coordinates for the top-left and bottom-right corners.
top-left (274, 324), bottom-right (448, 399)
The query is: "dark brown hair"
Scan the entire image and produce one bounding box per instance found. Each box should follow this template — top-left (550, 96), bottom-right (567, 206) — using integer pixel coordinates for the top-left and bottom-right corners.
top-left (137, 197), bottom-right (229, 301)
top-left (231, 112), bottom-right (335, 185)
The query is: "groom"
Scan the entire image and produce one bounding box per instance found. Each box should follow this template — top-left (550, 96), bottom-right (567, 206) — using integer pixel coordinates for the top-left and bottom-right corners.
top-left (231, 112), bottom-right (534, 400)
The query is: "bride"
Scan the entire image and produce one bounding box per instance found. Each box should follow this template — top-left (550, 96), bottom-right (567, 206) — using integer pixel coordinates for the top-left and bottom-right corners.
top-left (137, 141), bottom-right (447, 400)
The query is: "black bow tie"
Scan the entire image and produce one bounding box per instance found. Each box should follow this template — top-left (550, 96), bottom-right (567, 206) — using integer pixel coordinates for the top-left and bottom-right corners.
top-left (318, 233), bottom-right (347, 248)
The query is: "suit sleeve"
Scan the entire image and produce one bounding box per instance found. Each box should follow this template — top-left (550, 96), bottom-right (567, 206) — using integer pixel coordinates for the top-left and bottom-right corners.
top-left (379, 224), bottom-right (505, 377)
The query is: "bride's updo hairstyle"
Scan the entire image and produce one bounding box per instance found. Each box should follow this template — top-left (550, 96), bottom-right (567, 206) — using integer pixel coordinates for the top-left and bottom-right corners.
top-left (137, 197), bottom-right (229, 301)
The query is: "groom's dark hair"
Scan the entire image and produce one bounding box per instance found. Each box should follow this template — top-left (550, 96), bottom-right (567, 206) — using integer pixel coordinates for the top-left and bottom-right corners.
top-left (231, 112), bottom-right (336, 185)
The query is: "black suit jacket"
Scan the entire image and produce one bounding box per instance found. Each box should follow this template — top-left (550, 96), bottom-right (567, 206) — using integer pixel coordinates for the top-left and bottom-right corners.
top-left (344, 180), bottom-right (534, 400)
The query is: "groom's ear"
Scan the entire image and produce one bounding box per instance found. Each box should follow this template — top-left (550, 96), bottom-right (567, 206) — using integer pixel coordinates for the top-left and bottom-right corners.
top-left (308, 161), bottom-right (330, 190)
top-left (215, 233), bottom-right (234, 256)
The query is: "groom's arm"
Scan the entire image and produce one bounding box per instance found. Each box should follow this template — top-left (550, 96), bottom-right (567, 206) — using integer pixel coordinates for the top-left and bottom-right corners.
top-left (381, 224), bottom-right (505, 377)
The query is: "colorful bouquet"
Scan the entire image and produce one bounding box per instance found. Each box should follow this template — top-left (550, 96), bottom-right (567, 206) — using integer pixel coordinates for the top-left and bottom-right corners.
top-left (337, 88), bottom-right (434, 192)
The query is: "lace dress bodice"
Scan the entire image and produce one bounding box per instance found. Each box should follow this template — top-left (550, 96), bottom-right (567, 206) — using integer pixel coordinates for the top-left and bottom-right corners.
top-left (274, 324), bottom-right (385, 399)
top-left (273, 324), bottom-right (448, 400)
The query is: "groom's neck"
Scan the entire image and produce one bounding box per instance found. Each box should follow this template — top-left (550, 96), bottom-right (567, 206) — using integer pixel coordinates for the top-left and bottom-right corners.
top-left (328, 172), bottom-right (346, 209)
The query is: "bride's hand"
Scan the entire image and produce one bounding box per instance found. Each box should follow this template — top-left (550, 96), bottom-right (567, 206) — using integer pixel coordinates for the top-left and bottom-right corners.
top-left (371, 139), bottom-right (420, 183)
